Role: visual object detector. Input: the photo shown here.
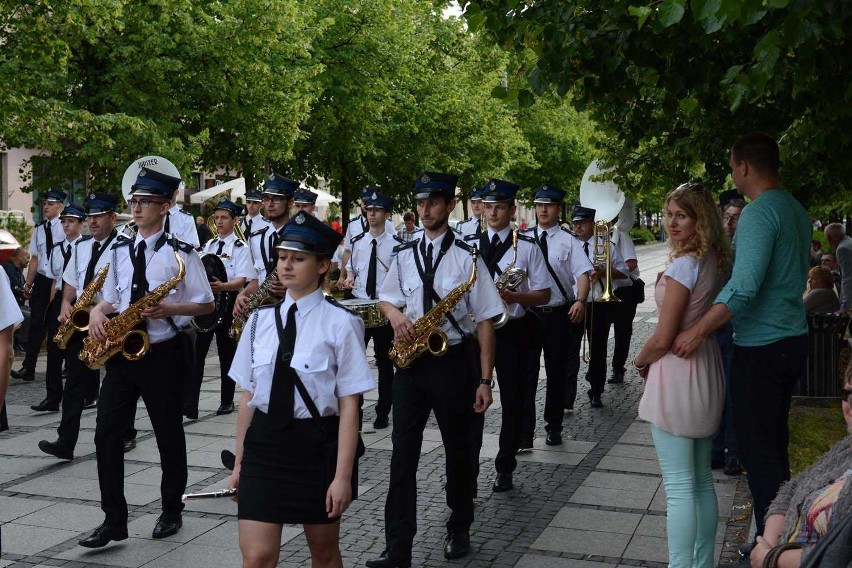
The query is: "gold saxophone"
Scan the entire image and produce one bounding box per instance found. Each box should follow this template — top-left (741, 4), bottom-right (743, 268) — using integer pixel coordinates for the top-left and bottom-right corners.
top-left (79, 249), bottom-right (186, 370)
top-left (389, 248), bottom-right (478, 369)
top-left (229, 269), bottom-right (280, 341)
top-left (54, 264), bottom-right (110, 350)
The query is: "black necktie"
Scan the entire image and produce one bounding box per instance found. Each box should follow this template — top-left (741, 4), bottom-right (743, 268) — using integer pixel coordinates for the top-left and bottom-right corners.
top-left (45, 221), bottom-right (54, 259)
top-left (584, 240), bottom-right (590, 260)
top-left (84, 241), bottom-right (102, 288)
top-left (269, 303), bottom-right (298, 427)
top-left (486, 234), bottom-right (501, 277)
top-left (62, 243), bottom-right (72, 271)
top-left (216, 239), bottom-right (225, 255)
top-left (269, 229), bottom-right (282, 271)
top-left (246, 218), bottom-right (252, 235)
top-left (366, 238), bottom-right (378, 299)
top-left (130, 240), bottom-right (148, 304)
top-left (539, 231), bottom-right (549, 260)
top-left (422, 243), bottom-right (435, 312)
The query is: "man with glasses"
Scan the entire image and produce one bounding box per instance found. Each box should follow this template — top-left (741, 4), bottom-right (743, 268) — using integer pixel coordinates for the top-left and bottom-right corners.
top-left (12, 189), bottom-right (67, 382)
top-left (38, 193), bottom-right (119, 459)
top-left (79, 167), bottom-right (214, 548)
top-left (234, 174), bottom-right (295, 318)
top-left (673, 132), bottom-right (811, 552)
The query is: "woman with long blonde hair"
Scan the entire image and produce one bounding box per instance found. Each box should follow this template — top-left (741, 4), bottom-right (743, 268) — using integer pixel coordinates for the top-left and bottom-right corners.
top-left (634, 182), bottom-right (731, 568)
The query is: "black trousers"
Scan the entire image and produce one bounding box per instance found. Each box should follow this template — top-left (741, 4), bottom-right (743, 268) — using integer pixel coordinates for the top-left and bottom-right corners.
top-left (22, 273), bottom-right (52, 372)
top-left (365, 323), bottom-right (394, 419)
top-left (96, 337), bottom-right (187, 527)
top-left (384, 343), bottom-right (477, 555)
top-left (57, 332), bottom-right (100, 450)
top-left (584, 302), bottom-right (615, 397)
top-left (494, 315), bottom-right (532, 475)
top-left (611, 286), bottom-right (638, 374)
top-left (44, 295), bottom-right (64, 404)
top-left (192, 309), bottom-right (237, 407)
top-left (522, 305), bottom-right (582, 439)
top-left (732, 334), bottom-right (807, 539)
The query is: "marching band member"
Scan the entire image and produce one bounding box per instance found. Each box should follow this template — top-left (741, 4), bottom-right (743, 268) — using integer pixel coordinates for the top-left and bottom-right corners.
top-left (234, 174), bottom-right (295, 318)
top-left (79, 167), bottom-right (214, 548)
top-left (189, 198), bottom-right (255, 417)
top-left (240, 188), bottom-right (270, 242)
top-left (466, 179), bottom-right (553, 493)
top-left (228, 211), bottom-right (373, 568)
top-left (521, 185), bottom-right (593, 447)
top-left (31, 204), bottom-right (87, 412)
top-left (293, 189), bottom-right (319, 216)
top-left (368, 172), bottom-right (501, 566)
top-left (12, 188), bottom-right (66, 383)
top-left (166, 184), bottom-right (200, 249)
top-left (38, 193), bottom-right (120, 460)
top-left (339, 188), bottom-right (396, 294)
top-left (609, 227), bottom-right (640, 384)
top-left (340, 191), bottom-right (401, 429)
top-left (455, 188), bottom-right (485, 237)
top-left (571, 205), bottom-right (628, 408)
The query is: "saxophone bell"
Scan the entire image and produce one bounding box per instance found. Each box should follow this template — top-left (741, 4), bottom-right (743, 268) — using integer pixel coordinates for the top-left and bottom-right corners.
top-left (122, 329), bottom-right (151, 361)
top-left (425, 329), bottom-right (449, 357)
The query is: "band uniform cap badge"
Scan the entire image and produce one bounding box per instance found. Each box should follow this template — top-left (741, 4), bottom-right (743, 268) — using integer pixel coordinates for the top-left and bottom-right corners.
top-left (268, 174), bottom-right (275, 181)
top-left (421, 174), bottom-right (430, 184)
top-left (371, 191), bottom-right (378, 200)
top-left (542, 185), bottom-right (548, 190)
top-left (489, 181), bottom-right (496, 191)
top-left (89, 192), bottom-right (96, 200)
top-left (139, 170), bottom-right (147, 177)
top-left (295, 213), bottom-right (306, 224)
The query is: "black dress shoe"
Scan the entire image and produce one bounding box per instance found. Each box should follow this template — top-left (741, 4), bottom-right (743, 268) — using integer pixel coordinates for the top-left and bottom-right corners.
top-left (183, 408), bottom-right (199, 420)
top-left (373, 414), bottom-right (389, 429)
top-left (31, 399), bottom-right (59, 412)
top-left (83, 398), bottom-right (97, 409)
top-left (516, 437), bottom-right (533, 454)
top-left (38, 439), bottom-right (73, 460)
top-left (365, 548), bottom-right (412, 568)
top-left (215, 402), bottom-right (234, 415)
top-left (607, 371), bottom-right (625, 384)
top-left (123, 438), bottom-right (136, 453)
top-left (492, 472), bottom-right (513, 492)
top-left (221, 449), bottom-right (236, 471)
top-left (78, 522), bottom-right (128, 548)
top-left (152, 513), bottom-right (182, 539)
top-left (545, 432), bottom-right (563, 446)
top-left (444, 531), bottom-right (471, 559)
top-left (590, 395), bottom-right (603, 408)
top-left (11, 367), bottom-right (34, 381)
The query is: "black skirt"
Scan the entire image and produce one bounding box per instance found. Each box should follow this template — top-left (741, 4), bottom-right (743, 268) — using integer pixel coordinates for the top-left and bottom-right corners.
top-left (238, 411), bottom-right (358, 525)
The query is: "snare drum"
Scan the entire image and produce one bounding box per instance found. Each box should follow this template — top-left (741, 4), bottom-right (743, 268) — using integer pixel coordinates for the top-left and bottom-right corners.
top-left (339, 298), bottom-right (388, 328)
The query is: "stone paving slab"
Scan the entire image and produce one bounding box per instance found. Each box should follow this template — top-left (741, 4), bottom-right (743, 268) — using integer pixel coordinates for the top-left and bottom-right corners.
top-left (56, 538), bottom-right (182, 567)
top-left (532, 527), bottom-right (632, 557)
top-left (1, 522), bottom-right (82, 556)
top-left (516, 555), bottom-right (618, 568)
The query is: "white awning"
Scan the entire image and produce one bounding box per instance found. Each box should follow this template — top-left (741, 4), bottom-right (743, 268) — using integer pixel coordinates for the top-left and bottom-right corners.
top-left (189, 179), bottom-right (340, 207)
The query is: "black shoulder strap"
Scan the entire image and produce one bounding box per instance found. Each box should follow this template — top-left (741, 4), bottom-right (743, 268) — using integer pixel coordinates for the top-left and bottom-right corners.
top-left (534, 227), bottom-right (571, 302)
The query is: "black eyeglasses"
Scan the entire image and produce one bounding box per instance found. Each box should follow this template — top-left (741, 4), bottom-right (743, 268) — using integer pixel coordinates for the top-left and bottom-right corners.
top-left (127, 198), bottom-right (166, 209)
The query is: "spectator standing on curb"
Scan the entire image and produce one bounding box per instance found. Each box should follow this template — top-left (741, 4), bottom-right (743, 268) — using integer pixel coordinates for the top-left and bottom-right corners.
top-left (1, 267), bottom-right (24, 431)
top-left (711, 190), bottom-right (745, 476)
top-left (823, 223), bottom-right (852, 312)
top-left (672, 132), bottom-right (811, 550)
top-left (3, 247), bottom-right (31, 352)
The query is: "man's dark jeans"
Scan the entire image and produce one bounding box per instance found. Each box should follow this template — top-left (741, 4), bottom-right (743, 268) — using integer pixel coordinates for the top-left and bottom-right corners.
top-left (731, 334), bottom-right (807, 538)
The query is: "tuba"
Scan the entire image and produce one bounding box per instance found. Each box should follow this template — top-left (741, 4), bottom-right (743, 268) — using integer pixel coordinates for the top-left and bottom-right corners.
top-left (54, 264), bottom-right (110, 349)
top-left (491, 230), bottom-right (527, 328)
top-left (579, 161), bottom-right (625, 362)
top-left (79, 248), bottom-right (185, 370)
top-left (389, 248), bottom-right (478, 369)
top-left (230, 269), bottom-right (280, 341)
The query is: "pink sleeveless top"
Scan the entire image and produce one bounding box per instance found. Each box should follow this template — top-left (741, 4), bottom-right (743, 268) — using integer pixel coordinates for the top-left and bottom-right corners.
top-left (638, 253), bottom-right (725, 438)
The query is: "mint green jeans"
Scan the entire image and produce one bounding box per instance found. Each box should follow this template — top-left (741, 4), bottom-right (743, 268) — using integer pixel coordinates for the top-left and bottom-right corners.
top-left (651, 425), bottom-right (718, 568)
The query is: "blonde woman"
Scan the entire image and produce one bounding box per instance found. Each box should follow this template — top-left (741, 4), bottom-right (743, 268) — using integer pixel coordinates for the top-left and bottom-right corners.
top-left (634, 182), bottom-right (731, 568)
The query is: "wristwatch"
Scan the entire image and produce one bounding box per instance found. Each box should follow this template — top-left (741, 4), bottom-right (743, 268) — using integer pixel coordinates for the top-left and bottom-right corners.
top-left (479, 378), bottom-right (495, 388)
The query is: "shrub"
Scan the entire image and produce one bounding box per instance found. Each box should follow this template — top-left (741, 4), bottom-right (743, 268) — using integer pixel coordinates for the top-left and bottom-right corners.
top-left (629, 226), bottom-right (657, 244)
top-left (1, 214), bottom-right (32, 247)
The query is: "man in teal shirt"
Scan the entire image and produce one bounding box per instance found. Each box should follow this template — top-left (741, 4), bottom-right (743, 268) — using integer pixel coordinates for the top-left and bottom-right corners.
top-left (672, 132), bottom-right (810, 545)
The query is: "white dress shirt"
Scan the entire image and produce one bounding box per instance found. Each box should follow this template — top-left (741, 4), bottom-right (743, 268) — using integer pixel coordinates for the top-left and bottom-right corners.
top-left (240, 213), bottom-right (269, 241)
top-left (380, 229), bottom-right (504, 345)
top-left (203, 232), bottom-right (255, 282)
top-left (525, 225), bottom-right (594, 306)
top-left (481, 226), bottom-right (554, 320)
top-left (64, 230), bottom-right (119, 302)
top-left (349, 230), bottom-right (399, 300)
top-left (614, 229), bottom-right (640, 288)
top-left (344, 216), bottom-right (396, 252)
top-left (101, 229), bottom-right (214, 344)
top-left (229, 288), bottom-right (375, 417)
top-left (50, 235), bottom-right (84, 291)
top-left (0, 269), bottom-right (24, 331)
top-left (456, 216), bottom-right (483, 238)
top-left (166, 205), bottom-right (200, 248)
top-left (28, 216), bottom-right (65, 277)
top-left (248, 222), bottom-right (286, 282)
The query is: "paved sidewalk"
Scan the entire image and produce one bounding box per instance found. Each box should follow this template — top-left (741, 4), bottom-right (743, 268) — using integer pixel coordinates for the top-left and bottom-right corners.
top-left (1, 241), bottom-right (748, 567)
